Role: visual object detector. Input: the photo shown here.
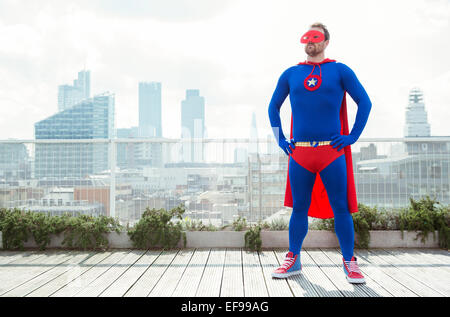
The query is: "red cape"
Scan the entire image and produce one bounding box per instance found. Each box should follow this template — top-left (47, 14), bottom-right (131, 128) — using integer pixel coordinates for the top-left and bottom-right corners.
top-left (283, 92), bottom-right (359, 219)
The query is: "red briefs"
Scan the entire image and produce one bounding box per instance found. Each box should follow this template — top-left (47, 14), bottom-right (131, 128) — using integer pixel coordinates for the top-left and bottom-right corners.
top-left (289, 144), bottom-right (344, 173)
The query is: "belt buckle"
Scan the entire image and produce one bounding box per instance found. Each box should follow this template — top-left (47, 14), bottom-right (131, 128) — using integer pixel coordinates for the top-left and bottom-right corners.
top-left (310, 141), bottom-right (319, 148)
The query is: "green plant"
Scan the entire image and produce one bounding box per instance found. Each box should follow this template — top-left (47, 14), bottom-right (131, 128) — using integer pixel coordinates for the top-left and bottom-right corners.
top-left (244, 224), bottom-right (262, 252)
top-left (232, 216), bottom-right (247, 231)
top-left (267, 218), bottom-right (289, 231)
top-left (352, 203), bottom-right (380, 249)
top-left (399, 196), bottom-right (449, 248)
top-left (311, 198), bottom-right (449, 249)
top-left (29, 211), bottom-right (66, 250)
top-left (182, 217), bottom-right (217, 231)
top-left (0, 208), bottom-right (122, 250)
top-left (127, 205), bottom-right (187, 249)
top-left (0, 208), bottom-right (31, 250)
top-left (61, 214), bottom-right (122, 250)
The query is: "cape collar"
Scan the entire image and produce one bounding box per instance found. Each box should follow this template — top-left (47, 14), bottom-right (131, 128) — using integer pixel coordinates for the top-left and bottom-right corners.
top-left (298, 58), bottom-right (336, 65)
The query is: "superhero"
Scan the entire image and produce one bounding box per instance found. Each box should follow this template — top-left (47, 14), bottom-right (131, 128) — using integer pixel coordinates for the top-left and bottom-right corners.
top-left (268, 23), bottom-right (371, 283)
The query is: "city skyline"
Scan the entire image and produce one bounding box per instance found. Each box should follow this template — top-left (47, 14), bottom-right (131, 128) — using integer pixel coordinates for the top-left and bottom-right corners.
top-left (0, 0), bottom-right (449, 141)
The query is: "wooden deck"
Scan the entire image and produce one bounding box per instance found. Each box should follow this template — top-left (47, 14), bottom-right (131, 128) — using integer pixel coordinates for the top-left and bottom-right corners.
top-left (0, 248), bottom-right (448, 297)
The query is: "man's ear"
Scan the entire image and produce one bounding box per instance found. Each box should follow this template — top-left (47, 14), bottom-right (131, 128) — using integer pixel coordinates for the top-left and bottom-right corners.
top-left (324, 40), bottom-right (330, 48)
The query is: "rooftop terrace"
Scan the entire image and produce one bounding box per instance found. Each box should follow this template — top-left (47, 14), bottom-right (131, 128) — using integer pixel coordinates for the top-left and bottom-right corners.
top-left (0, 248), bottom-right (448, 297)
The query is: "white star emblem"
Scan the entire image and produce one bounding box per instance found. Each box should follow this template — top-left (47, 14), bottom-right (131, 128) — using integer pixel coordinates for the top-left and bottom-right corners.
top-left (307, 78), bottom-right (317, 87)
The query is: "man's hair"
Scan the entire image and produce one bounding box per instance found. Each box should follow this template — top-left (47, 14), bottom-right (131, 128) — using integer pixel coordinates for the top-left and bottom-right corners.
top-left (310, 22), bottom-right (330, 41)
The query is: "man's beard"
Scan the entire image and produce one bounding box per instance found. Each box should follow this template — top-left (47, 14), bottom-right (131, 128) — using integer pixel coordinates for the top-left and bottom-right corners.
top-left (305, 44), bottom-right (323, 57)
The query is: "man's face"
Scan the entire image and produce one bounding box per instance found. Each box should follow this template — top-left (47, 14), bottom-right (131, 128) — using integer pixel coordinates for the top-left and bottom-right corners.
top-left (303, 27), bottom-right (329, 57)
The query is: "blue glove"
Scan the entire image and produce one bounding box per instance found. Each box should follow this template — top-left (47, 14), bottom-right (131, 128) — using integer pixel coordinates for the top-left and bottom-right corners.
top-left (279, 138), bottom-right (296, 156)
top-left (330, 134), bottom-right (357, 151)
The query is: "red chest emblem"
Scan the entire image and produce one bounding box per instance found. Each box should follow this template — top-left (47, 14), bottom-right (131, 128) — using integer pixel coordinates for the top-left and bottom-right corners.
top-left (304, 74), bottom-right (322, 91)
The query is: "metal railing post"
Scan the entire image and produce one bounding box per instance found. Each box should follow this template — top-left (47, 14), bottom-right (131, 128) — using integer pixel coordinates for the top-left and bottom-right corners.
top-left (109, 139), bottom-right (116, 218)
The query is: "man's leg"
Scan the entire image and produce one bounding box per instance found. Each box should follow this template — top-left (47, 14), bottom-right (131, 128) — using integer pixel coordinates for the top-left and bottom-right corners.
top-left (318, 154), bottom-right (354, 261)
top-left (272, 156), bottom-right (316, 278)
top-left (288, 156), bottom-right (316, 255)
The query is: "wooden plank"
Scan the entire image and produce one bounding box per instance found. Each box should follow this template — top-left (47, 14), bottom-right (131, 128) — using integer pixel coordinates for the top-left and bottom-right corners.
top-left (74, 250), bottom-right (145, 297)
top-left (0, 251), bottom-right (76, 295)
top-left (418, 248), bottom-right (450, 262)
top-left (242, 250), bottom-right (268, 297)
top-left (100, 250), bottom-right (162, 297)
top-left (196, 248), bottom-right (226, 297)
top-left (406, 249), bottom-right (450, 272)
top-left (172, 249), bottom-right (210, 297)
top-left (220, 248), bottom-right (244, 297)
top-left (377, 249), bottom-right (448, 296)
top-left (353, 249), bottom-right (418, 297)
top-left (51, 251), bottom-right (130, 297)
top-left (8, 251), bottom-right (104, 297)
top-left (273, 249), bottom-right (320, 297)
top-left (303, 249), bottom-right (343, 297)
top-left (307, 249), bottom-right (369, 297)
top-left (0, 251), bottom-right (38, 265)
top-left (321, 248), bottom-right (395, 297)
top-left (124, 250), bottom-right (178, 297)
top-left (382, 249), bottom-right (450, 281)
top-left (258, 250), bottom-right (293, 297)
top-left (148, 249), bottom-right (195, 297)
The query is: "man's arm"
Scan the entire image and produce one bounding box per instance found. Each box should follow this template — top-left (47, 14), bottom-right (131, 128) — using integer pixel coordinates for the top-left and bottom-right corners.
top-left (268, 68), bottom-right (291, 146)
top-left (331, 63), bottom-right (372, 150)
top-left (339, 63), bottom-right (372, 140)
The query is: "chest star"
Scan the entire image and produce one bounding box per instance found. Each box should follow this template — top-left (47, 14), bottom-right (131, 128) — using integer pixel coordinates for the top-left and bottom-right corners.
top-left (307, 78), bottom-right (317, 87)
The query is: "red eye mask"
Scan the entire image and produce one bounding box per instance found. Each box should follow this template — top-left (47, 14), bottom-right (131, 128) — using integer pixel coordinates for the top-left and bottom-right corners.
top-left (300, 30), bottom-right (325, 44)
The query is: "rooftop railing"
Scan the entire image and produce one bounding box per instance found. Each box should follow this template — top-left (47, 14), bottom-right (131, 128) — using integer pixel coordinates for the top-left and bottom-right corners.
top-left (0, 137), bottom-right (449, 225)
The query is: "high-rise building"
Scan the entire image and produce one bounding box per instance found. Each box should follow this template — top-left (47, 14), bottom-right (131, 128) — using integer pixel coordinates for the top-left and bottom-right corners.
top-left (181, 89), bottom-right (205, 162)
top-left (116, 127), bottom-right (139, 169)
top-left (404, 88), bottom-right (431, 137)
top-left (0, 143), bottom-right (31, 180)
top-left (58, 70), bottom-right (91, 112)
top-left (34, 93), bottom-right (115, 178)
top-left (139, 82), bottom-right (162, 138)
top-left (137, 82), bottom-right (163, 168)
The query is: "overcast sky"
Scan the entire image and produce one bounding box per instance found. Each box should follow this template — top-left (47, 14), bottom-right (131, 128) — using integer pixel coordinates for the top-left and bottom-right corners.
top-left (0, 0), bottom-right (449, 140)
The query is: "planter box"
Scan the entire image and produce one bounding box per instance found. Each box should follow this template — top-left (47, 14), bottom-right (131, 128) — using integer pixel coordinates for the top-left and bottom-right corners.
top-left (367, 230), bottom-right (439, 248)
top-left (261, 230), bottom-right (439, 248)
top-left (17, 231), bottom-right (184, 249)
top-left (0, 230), bottom-right (440, 250)
top-left (185, 231), bottom-right (246, 248)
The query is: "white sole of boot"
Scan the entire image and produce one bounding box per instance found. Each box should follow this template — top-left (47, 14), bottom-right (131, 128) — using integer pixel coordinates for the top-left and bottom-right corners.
top-left (271, 270), bottom-right (302, 279)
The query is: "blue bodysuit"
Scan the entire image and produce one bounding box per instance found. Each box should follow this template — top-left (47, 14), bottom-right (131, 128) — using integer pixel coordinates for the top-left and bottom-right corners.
top-left (268, 59), bottom-right (371, 261)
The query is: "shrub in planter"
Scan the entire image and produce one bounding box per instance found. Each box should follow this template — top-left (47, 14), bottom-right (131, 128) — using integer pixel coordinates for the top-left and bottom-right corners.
top-left (0, 208), bottom-right (122, 250)
top-left (61, 214), bottom-right (122, 250)
top-left (29, 211), bottom-right (67, 250)
top-left (309, 196), bottom-right (449, 249)
top-left (266, 218), bottom-right (289, 231)
top-left (0, 208), bottom-right (31, 250)
top-left (182, 217), bottom-right (218, 231)
top-left (127, 205), bottom-right (187, 249)
top-left (232, 216), bottom-right (247, 231)
top-left (399, 196), bottom-right (449, 249)
top-left (244, 224), bottom-right (262, 252)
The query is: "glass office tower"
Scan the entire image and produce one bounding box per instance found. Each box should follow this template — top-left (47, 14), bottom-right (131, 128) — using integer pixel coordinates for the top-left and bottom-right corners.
top-left (58, 70), bottom-right (91, 112)
top-left (34, 93), bottom-right (115, 178)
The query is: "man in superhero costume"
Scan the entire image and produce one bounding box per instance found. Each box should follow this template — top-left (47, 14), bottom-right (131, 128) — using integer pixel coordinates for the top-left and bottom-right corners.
top-left (268, 23), bottom-right (371, 283)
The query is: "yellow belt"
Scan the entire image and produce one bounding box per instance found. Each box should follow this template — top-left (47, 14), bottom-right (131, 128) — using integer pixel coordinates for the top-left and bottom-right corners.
top-left (294, 141), bottom-right (331, 147)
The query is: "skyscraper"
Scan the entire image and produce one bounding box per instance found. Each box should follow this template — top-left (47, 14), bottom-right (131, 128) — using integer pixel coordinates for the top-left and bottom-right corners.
top-left (139, 82), bottom-right (162, 138)
top-left (35, 93), bottom-right (115, 178)
top-left (137, 82), bottom-right (163, 167)
top-left (181, 89), bottom-right (205, 162)
top-left (404, 87), bottom-right (431, 137)
top-left (58, 70), bottom-right (91, 112)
